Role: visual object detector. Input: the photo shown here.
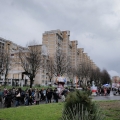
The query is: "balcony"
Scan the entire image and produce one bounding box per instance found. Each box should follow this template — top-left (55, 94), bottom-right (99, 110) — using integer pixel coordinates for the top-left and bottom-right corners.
top-left (69, 41), bottom-right (72, 48)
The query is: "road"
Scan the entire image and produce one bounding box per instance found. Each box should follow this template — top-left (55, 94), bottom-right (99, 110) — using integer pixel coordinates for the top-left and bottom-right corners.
top-left (92, 95), bottom-right (120, 101)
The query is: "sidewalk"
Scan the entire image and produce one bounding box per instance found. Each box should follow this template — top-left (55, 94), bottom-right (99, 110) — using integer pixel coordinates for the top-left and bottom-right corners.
top-left (92, 95), bottom-right (120, 101)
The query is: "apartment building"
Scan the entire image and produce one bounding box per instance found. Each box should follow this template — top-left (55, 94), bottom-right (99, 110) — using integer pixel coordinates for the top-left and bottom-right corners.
top-left (43, 30), bottom-right (79, 69)
top-left (42, 29), bottom-right (98, 85)
top-left (0, 37), bottom-right (27, 85)
top-left (77, 48), bottom-right (84, 64)
top-left (9, 44), bottom-right (48, 86)
top-left (0, 29), bottom-right (98, 86)
top-left (71, 41), bottom-right (78, 68)
top-left (0, 38), bottom-right (5, 53)
top-left (112, 76), bottom-right (120, 88)
top-left (42, 30), bottom-right (97, 69)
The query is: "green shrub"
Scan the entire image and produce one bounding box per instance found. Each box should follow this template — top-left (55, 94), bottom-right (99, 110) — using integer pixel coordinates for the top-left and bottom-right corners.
top-left (64, 90), bottom-right (92, 112)
top-left (60, 103), bottom-right (105, 120)
top-left (61, 90), bottom-right (105, 120)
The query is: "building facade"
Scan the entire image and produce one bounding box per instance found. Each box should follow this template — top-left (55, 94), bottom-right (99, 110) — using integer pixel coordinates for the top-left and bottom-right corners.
top-left (0, 37), bottom-right (27, 85)
top-left (0, 30), bottom-right (98, 86)
top-left (112, 76), bottom-right (120, 88)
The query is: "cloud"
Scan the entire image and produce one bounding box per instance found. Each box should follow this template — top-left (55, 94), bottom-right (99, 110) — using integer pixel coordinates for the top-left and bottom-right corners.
top-left (0, 0), bottom-right (48, 46)
top-left (108, 70), bottom-right (120, 78)
top-left (0, 0), bottom-right (120, 77)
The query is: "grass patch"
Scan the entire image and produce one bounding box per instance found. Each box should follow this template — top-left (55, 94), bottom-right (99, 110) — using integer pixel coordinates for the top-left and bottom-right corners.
top-left (0, 101), bottom-right (120, 120)
top-left (0, 103), bottom-right (63, 120)
top-left (96, 100), bottom-right (120, 120)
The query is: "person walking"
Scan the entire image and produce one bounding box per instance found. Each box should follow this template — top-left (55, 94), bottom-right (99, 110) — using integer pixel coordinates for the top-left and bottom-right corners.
top-left (34, 89), bottom-right (41, 105)
top-left (46, 89), bottom-right (52, 103)
top-left (4, 90), bottom-right (12, 108)
top-left (104, 87), bottom-right (107, 96)
top-left (53, 89), bottom-right (59, 103)
top-left (15, 89), bottom-right (21, 107)
top-left (28, 88), bottom-right (33, 105)
top-left (0, 89), bottom-right (3, 105)
top-left (24, 90), bottom-right (29, 105)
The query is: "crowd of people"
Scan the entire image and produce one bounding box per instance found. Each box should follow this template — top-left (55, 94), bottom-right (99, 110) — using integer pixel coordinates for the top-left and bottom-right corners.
top-left (96, 86), bottom-right (120, 96)
top-left (0, 86), bottom-right (120, 108)
top-left (97, 87), bottom-right (111, 96)
top-left (0, 87), bottom-right (69, 108)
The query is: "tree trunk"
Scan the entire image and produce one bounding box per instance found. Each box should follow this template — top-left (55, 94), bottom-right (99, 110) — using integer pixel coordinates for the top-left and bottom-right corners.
top-left (30, 78), bottom-right (33, 88)
top-left (4, 67), bottom-right (8, 86)
top-left (49, 79), bottom-right (52, 86)
top-left (70, 79), bottom-right (73, 87)
top-left (4, 74), bottom-right (7, 86)
top-left (4, 80), bottom-right (7, 86)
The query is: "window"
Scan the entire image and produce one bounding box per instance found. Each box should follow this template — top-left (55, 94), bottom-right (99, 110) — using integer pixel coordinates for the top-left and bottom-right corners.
top-left (11, 54), bottom-right (14, 56)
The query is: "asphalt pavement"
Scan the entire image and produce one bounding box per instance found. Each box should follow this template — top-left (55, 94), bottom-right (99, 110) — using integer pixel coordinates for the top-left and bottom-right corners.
top-left (92, 95), bottom-right (120, 101)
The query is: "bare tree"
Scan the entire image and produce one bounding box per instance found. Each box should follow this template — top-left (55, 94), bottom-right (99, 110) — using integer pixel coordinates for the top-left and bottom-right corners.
top-left (75, 64), bottom-right (82, 86)
top-left (45, 57), bottom-right (55, 85)
top-left (76, 62), bottom-right (92, 87)
top-left (19, 41), bottom-right (42, 88)
top-left (89, 68), bottom-right (101, 86)
top-left (0, 51), bottom-right (5, 77)
top-left (101, 69), bottom-right (111, 85)
top-left (53, 49), bottom-right (71, 77)
top-left (67, 67), bottom-right (76, 87)
top-left (4, 52), bottom-right (11, 86)
top-left (0, 50), bottom-right (11, 85)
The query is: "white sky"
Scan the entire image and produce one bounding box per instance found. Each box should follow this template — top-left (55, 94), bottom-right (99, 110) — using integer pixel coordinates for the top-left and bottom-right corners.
top-left (0, 0), bottom-right (120, 77)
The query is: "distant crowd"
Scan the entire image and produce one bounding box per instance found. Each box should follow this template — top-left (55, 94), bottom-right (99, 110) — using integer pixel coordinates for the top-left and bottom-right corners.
top-left (96, 87), bottom-right (111, 96)
top-left (0, 87), bottom-right (69, 108)
top-left (96, 86), bottom-right (120, 96)
top-left (0, 85), bottom-right (120, 108)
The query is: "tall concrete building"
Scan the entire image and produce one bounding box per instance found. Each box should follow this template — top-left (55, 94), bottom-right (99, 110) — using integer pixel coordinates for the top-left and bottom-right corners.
top-left (41, 30), bottom-right (98, 85)
top-left (71, 41), bottom-right (78, 68)
top-left (112, 76), bottom-right (120, 88)
top-left (42, 30), bottom-right (71, 57)
top-left (0, 38), bottom-right (5, 53)
top-left (0, 37), bottom-right (27, 85)
top-left (42, 30), bottom-right (97, 70)
top-left (0, 30), bottom-right (98, 86)
top-left (43, 30), bottom-right (80, 69)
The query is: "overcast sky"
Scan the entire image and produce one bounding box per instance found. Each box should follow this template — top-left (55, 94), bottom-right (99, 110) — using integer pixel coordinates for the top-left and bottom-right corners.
top-left (0, 0), bottom-right (120, 78)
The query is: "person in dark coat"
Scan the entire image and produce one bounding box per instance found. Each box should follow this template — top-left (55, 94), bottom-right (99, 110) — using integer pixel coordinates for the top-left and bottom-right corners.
top-left (46, 89), bottom-right (52, 103)
top-left (5, 90), bottom-right (12, 108)
top-left (20, 90), bottom-right (25, 104)
top-left (15, 89), bottom-right (21, 107)
top-left (53, 89), bottom-right (59, 103)
top-left (28, 88), bottom-right (33, 105)
top-left (107, 88), bottom-right (110, 96)
top-left (40, 89), bottom-right (44, 101)
top-left (0, 89), bottom-right (3, 104)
